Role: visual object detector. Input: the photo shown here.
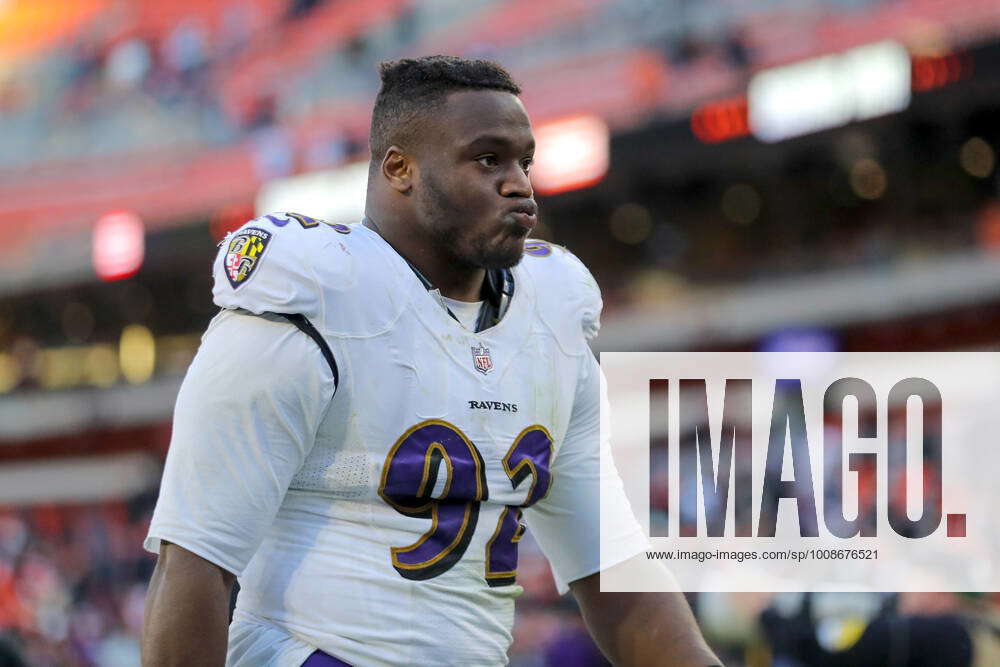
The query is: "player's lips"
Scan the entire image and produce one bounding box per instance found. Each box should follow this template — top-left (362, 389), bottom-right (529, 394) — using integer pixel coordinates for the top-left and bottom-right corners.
top-left (505, 203), bottom-right (538, 230)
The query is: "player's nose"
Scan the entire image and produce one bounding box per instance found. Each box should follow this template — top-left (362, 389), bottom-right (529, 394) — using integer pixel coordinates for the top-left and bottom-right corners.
top-left (499, 164), bottom-right (533, 199)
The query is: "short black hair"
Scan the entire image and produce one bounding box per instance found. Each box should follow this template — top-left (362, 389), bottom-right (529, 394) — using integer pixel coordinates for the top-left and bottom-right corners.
top-left (369, 55), bottom-right (521, 160)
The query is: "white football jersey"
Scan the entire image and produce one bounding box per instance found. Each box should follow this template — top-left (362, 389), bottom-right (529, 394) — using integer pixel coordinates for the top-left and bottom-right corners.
top-left (146, 213), bottom-right (646, 666)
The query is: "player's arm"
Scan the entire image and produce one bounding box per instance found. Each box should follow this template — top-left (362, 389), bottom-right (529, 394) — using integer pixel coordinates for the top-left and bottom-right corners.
top-left (142, 541), bottom-right (236, 666)
top-left (141, 309), bottom-right (335, 666)
top-left (524, 352), bottom-right (720, 666)
top-left (570, 562), bottom-right (721, 667)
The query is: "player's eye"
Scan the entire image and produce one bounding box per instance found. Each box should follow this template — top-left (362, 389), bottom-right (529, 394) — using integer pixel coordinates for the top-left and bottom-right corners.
top-left (476, 154), bottom-right (499, 168)
top-left (520, 157), bottom-right (533, 173)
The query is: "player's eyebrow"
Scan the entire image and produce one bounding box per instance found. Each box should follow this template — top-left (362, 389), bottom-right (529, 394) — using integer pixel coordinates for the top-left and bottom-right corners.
top-left (464, 134), bottom-right (535, 153)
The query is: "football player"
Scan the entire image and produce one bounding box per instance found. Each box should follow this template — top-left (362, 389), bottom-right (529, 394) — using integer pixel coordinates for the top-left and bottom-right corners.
top-left (142, 56), bottom-right (720, 666)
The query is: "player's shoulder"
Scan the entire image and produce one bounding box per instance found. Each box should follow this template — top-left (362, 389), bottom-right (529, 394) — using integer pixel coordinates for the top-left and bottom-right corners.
top-left (212, 212), bottom-right (402, 334)
top-left (519, 239), bottom-right (599, 292)
top-left (517, 239), bottom-right (603, 344)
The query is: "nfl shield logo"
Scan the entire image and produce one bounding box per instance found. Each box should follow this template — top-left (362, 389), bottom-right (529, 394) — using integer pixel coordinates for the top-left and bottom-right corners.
top-left (471, 344), bottom-right (493, 375)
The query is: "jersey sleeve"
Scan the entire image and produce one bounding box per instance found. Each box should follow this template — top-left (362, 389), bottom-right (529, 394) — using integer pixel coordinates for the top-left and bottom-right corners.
top-left (521, 241), bottom-right (603, 346)
top-left (144, 308), bottom-right (336, 575)
top-left (562, 248), bottom-right (603, 341)
top-left (523, 352), bottom-right (648, 594)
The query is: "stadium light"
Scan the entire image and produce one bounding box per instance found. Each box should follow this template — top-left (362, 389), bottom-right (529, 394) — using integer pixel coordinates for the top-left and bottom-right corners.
top-left (92, 211), bottom-right (145, 282)
top-left (0, 354), bottom-right (18, 394)
top-left (960, 138), bottom-right (995, 179)
top-left (609, 203), bottom-right (653, 244)
top-left (256, 161), bottom-right (368, 223)
top-left (531, 114), bottom-right (610, 196)
top-left (748, 41), bottom-right (911, 143)
top-left (850, 158), bottom-right (888, 200)
top-left (119, 324), bottom-right (155, 385)
top-left (84, 345), bottom-right (118, 388)
top-left (911, 53), bottom-right (969, 91)
top-left (691, 97), bottom-right (750, 144)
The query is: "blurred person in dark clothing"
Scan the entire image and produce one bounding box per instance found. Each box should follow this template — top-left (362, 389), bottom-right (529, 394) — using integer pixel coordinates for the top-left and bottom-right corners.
top-left (0, 635), bottom-right (25, 667)
top-left (759, 591), bottom-right (1000, 666)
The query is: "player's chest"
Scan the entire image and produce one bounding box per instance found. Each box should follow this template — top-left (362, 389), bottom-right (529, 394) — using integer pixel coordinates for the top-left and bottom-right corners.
top-left (338, 309), bottom-right (579, 467)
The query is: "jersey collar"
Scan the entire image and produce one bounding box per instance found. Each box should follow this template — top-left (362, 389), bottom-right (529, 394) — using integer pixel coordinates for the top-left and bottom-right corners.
top-left (361, 218), bottom-right (514, 333)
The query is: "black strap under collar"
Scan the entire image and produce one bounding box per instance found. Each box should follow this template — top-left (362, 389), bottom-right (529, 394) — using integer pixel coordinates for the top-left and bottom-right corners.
top-left (404, 259), bottom-right (512, 333)
top-left (475, 266), bottom-right (514, 332)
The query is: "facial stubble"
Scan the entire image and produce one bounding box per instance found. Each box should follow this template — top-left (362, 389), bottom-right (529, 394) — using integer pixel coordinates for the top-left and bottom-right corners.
top-left (418, 171), bottom-right (525, 270)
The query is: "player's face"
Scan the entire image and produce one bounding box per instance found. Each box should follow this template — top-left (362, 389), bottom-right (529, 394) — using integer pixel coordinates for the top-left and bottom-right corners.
top-left (414, 90), bottom-right (537, 270)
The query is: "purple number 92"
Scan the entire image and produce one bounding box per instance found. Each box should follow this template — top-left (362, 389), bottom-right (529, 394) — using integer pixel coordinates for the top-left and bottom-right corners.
top-left (378, 420), bottom-right (553, 585)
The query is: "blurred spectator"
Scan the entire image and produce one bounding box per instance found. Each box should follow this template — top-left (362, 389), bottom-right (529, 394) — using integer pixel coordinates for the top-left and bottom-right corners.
top-left (104, 39), bottom-right (152, 90)
top-left (162, 18), bottom-right (209, 82)
top-left (0, 635), bottom-right (24, 667)
top-left (302, 129), bottom-right (350, 171)
top-left (287, 0), bottom-right (326, 21)
top-left (0, 495), bottom-right (156, 667)
top-left (760, 591), bottom-right (978, 667)
top-left (219, 1), bottom-right (262, 56)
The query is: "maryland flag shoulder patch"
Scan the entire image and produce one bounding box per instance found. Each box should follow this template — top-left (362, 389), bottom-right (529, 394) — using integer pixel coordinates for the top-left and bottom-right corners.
top-left (224, 227), bottom-right (273, 289)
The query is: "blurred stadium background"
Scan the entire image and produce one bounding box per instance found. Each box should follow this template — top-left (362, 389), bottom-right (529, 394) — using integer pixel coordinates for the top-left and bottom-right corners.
top-left (0, 0), bottom-right (999, 665)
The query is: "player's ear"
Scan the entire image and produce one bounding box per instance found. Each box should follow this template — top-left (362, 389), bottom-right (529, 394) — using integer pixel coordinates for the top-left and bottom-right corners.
top-left (381, 146), bottom-right (413, 194)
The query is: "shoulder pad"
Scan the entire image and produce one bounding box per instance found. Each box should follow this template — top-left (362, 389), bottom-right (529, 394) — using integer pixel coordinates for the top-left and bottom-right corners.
top-left (519, 239), bottom-right (603, 343)
top-left (212, 212), bottom-right (356, 323)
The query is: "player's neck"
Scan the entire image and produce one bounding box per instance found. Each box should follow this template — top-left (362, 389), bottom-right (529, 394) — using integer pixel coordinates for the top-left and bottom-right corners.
top-left (363, 216), bottom-right (486, 302)
top-left (425, 263), bottom-right (486, 303)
